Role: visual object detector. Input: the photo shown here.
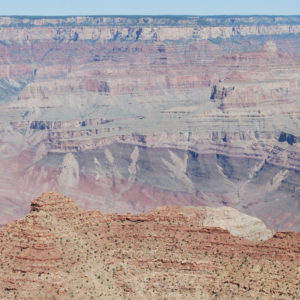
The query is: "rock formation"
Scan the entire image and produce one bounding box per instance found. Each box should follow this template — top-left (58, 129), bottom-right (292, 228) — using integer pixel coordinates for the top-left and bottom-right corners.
top-left (0, 16), bottom-right (299, 231)
top-left (0, 192), bottom-right (299, 299)
top-left (148, 206), bottom-right (273, 242)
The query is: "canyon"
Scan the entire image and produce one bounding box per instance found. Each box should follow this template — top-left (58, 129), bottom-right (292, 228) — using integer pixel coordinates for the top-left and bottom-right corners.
top-left (0, 16), bottom-right (299, 231)
top-left (0, 192), bottom-right (299, 299)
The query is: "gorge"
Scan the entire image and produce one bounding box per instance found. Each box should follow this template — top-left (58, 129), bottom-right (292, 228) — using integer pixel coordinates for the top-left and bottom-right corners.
top-left (0, 16), bottom-right (299, 231)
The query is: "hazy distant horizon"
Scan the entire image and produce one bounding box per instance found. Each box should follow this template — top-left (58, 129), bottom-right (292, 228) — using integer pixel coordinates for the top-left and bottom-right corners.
top-left (0, 14), bottom-right (300, 18)
top-left (1, 0), bottom-right (300, 16)
top-left (1, 14), bottom-right (300, 17)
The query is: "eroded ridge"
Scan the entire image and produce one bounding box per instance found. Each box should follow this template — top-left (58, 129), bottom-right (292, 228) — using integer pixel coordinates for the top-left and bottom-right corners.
top-left (0, 192), bottom-right (299, 299)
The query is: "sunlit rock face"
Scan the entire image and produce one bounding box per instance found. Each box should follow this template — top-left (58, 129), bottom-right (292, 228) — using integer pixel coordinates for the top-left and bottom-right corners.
top-left (0, 16), bottom-right (299, 230)
top-left (0, 192), bottom-right (299, 299)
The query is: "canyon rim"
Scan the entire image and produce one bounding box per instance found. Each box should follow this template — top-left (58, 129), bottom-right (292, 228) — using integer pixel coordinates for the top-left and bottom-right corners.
top-left (0, 192), bottom-right (299, 299)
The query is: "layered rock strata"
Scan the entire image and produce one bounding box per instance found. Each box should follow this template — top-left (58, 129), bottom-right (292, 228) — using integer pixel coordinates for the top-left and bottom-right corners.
top-left (0, 16), bottom-right (299, 230)
top-left (0, 192), bottom-right (299, 299)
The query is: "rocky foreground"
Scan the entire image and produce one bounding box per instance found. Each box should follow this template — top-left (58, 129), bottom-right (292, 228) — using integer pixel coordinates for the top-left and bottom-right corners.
top-left (0, 192), bottom-right (299, 299)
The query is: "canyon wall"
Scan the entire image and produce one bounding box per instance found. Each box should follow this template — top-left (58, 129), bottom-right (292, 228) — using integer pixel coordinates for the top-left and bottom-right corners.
top-left (0, 16), bottom-right (299, 230)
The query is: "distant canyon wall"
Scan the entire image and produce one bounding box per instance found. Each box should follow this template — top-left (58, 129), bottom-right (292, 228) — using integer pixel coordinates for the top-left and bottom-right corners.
top-left (0, 16), bottom-right (299, 231)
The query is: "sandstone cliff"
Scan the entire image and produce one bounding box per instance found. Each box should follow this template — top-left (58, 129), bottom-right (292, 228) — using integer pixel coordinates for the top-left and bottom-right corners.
top-left (0, 192), bottom-right (299, 299)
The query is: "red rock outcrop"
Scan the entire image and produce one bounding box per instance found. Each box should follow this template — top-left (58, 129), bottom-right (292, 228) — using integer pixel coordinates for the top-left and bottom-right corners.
top-left (0, 192), bottom-right (299, 299)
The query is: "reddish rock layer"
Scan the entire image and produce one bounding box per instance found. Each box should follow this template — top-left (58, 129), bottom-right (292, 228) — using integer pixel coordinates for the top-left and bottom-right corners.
top-left (0, 192), bottom-right (299, 299)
